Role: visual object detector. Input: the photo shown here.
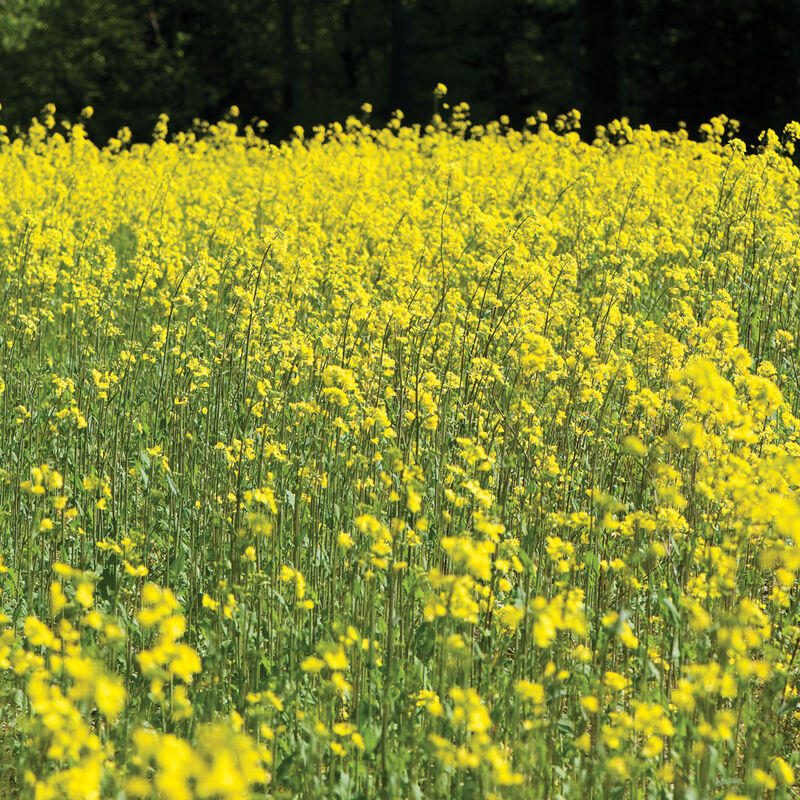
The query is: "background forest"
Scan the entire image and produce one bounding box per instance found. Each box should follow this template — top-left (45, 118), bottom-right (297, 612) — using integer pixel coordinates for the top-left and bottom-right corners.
top-left (0, 0), bottom-right (798, 144)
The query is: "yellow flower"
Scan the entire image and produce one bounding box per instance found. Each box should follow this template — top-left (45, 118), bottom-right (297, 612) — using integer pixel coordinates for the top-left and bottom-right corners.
top-left (772, 757), bottom-right (795, 786)
top-left (580, 695), bottom-right (599, 713)
top-left (50, 582), bottom-right (66, 615)
top-left (301, 655), bottom-right (325, 673)
top-left (603, 671), bottom-right (630, 692)
top-left (324, 647), bottom-right (347, 671)
top-left (516, 680), bottom-right (545, 704)
top-left (337, 531), bottom-right (354, 549)
top-left (95, 674), bottom-right (126, 719)
top-left (75, 582), bottom-right (94, 608)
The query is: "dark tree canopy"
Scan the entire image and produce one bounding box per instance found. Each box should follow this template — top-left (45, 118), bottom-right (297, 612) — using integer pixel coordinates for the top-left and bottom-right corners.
top-left (0, 0), bottom-right (797, 144)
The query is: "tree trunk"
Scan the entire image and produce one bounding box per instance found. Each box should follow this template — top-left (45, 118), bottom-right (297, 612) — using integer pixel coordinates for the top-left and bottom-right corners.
top-left (583, 0), bottom-right (621, 131)
top-left (388, 0), bottom-right (412, 113)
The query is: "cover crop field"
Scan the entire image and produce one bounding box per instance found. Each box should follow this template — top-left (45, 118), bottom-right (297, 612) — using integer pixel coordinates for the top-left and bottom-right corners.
top-left (0, 101), bottom-right (799, 799)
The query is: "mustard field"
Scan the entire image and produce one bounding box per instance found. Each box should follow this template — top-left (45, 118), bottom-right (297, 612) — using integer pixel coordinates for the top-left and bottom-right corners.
top-left (0, 101), bottom-right (800, 799)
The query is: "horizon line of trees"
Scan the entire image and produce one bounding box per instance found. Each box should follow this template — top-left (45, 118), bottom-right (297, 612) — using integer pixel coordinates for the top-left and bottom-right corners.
top-left (0, 0), bottom-right (798, 145)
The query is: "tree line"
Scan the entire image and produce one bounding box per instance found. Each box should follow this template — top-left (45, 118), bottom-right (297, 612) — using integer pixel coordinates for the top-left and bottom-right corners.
top-left (0, 0), bottom-right (798, 144)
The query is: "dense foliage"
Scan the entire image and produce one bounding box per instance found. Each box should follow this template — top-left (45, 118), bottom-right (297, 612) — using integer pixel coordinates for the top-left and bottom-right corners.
top-left (0, 0), bottom-right (798, 143)
top-left (0, 101), bottom-right (799, 798)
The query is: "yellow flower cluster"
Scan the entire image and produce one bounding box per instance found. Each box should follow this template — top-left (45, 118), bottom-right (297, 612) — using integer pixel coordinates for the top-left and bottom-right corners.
top-left (0, 101), bottom-right (799, 796)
